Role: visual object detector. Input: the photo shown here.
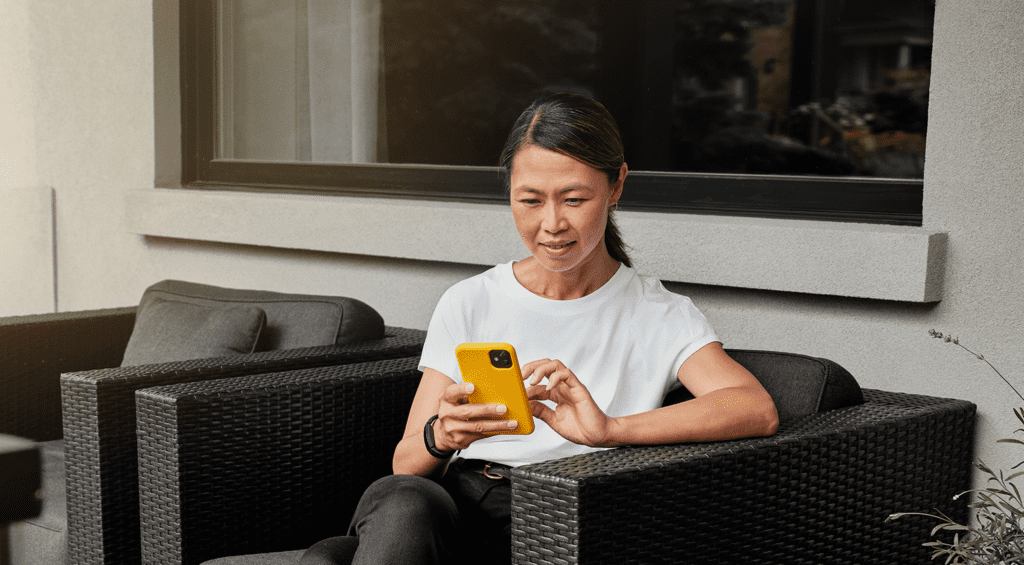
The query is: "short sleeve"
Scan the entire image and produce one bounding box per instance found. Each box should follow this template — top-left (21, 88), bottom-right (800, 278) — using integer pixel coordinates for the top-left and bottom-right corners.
top-left (664, 295), bottom-right (721, 380)
top-left (417, 289), bottom-right (461, 382)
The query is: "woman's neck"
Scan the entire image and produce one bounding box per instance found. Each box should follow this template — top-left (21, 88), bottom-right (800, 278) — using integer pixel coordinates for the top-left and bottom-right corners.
top-left (513, 251), bottom-right (621, 300)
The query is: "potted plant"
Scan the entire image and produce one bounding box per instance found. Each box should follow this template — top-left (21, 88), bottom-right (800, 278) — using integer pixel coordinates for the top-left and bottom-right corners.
top-left (887, 330), bottom-right (1024, 564)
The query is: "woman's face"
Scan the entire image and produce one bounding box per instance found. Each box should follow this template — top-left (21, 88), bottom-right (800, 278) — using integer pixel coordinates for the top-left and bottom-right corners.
top-left (509, 144), bottom-right (624, 273)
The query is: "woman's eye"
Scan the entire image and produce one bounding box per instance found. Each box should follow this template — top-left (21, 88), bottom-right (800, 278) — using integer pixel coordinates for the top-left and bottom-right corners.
top-left (566, 198), bottom-right (585, 206)
top-left (520, 199), bottom-right (540, 206)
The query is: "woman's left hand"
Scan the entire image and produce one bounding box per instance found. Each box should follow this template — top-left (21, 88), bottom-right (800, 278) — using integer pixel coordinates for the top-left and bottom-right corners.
top-left (522, 359), bottom-right (614, 447)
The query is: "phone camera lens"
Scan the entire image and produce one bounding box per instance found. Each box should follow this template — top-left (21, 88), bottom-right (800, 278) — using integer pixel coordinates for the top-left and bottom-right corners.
top-left (489, 349), bottom-right (513, 368)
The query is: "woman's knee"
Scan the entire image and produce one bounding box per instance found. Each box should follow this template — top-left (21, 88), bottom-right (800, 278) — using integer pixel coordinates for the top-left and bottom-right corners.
top-left (299, 536), bottom-right (359, 565)
top-left (354, 474), bottom-right (458, 527)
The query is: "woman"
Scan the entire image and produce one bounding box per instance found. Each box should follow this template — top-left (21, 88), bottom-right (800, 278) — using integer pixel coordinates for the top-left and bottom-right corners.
top-left (301, 92), bottom-right (779, 565)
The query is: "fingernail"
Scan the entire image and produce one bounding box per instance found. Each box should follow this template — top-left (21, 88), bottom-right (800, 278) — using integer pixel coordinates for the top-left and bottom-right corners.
top-left (466, 383), bottom-right (474, 393)
top-left (496, 404), bottom-right (507, 414)
top-left (507, 420), bottom-right (518, 428)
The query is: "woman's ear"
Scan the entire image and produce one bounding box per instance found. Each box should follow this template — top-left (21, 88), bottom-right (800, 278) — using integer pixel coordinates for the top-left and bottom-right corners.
top-left (610, 162), bottom-right (628, 206)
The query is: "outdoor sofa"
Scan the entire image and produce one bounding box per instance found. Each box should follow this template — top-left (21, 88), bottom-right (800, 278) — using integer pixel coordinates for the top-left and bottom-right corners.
top-left (0, 280), bottom-right (426, 565)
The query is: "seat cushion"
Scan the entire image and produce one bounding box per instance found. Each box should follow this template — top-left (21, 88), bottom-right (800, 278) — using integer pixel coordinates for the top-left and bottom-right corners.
top-left (663, 349), bottom-right (864, 422)
top-left (137, 280), bottom-right (385, 351)
top-left (201, 550), bottom-right (305, 564)
top-left (8, 439), bottom-right (66, 565)
top-left (121, 298), bottom-right (267, 366)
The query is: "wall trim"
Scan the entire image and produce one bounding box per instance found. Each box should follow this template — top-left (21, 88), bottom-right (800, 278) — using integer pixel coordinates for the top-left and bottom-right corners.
top-left (126, 188), bottom-right (945, 302)
top-left (1, 186), bottom-right (57, 315)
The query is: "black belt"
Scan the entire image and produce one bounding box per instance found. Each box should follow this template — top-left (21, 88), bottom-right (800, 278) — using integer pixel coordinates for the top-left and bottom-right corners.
top-left (455, 458), bottom-right (514, 480)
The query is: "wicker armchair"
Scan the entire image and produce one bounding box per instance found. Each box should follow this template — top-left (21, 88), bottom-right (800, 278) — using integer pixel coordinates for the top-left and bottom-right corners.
top-left (0, 306), bottom-right (425, 565)
top-left (512, 388), bottom-right (974, 564)
top-left (135, 351), bottom-right (975, 565)
top-left (0, 307), bottom-right (138, 443)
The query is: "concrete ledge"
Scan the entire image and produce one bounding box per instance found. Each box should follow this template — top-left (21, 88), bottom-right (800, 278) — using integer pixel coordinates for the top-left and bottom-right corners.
top-left (126, 189), bottom-right (946, 302)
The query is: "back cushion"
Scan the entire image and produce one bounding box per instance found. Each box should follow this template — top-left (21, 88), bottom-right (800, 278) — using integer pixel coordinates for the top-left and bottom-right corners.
top-left (663, 349), bottom-right (864, 422)
top-left (121, 298), bottom-right (266, 366)
top-left (137, 280), bottom-right (385, 351)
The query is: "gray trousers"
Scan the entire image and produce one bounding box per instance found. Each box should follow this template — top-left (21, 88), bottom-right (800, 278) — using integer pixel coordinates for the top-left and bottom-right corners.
top-left (300, 459), bottom-right (512, 565)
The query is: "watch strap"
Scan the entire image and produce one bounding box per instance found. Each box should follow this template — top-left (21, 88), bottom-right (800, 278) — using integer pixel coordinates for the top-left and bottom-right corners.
top-left (424, 414), bottom-right (455, 459)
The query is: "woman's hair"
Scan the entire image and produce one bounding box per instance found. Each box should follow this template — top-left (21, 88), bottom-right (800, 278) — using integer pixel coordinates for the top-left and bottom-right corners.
top-left (499, 92), bottom-right (632, 268)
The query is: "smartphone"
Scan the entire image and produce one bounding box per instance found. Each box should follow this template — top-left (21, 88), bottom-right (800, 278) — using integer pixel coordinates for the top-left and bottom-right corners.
top-left (455, 343), bottom-right (535, 435)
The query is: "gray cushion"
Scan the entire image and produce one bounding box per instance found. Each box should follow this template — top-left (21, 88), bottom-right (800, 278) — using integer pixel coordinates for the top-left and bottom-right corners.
top-left (663, 349), bottom-right (864, 422)
top-left (9, 439), bottom-right (66, 565)
top-left (121, 298), bottom-right (267, 366)
top-left (201, 550), bottom-right (305, 564)
top-left (138, 280), bottom-right (385, 351)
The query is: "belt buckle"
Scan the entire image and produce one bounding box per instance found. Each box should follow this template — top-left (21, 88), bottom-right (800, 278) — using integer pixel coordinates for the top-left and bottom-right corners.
top-left (482, 462), bottom-right (503, 480)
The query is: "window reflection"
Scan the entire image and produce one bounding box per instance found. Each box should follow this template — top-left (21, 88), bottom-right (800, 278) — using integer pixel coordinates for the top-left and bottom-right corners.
top-left (219, 0), bottom-right (932, 179)
top-left (218, 0), bottom-right (382, 163)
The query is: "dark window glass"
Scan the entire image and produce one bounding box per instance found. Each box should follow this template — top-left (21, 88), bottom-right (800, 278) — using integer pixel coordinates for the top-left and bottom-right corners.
top-left (186, 0), bottom-right (932, 225)
top-left (378, 0), bottom-right (931, 178)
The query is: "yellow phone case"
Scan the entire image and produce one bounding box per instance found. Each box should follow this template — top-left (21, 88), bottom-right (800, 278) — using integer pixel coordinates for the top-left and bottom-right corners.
top-left (455, 343), bottom-right (535, 435)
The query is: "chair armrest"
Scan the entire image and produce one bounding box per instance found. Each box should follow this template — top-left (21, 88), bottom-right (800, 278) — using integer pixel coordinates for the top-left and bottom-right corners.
top-left (136, 358), bottom-right (423, 565)
top-left (61, 326), bottom-right (425, 565)
top-left (510, 389), bottom-right (976, 565)
top-left (0, 307), bottom-right (136, 440)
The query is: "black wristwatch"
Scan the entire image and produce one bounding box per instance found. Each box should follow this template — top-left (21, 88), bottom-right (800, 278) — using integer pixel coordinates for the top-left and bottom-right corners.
top-left (424, 414), bottom-right (455, 459)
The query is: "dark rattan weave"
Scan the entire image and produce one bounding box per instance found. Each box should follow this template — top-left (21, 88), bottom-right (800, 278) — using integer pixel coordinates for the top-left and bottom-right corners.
top-left (511, 389), bottom-right (976, 564)
top-left (60, 326), bottom-right (425, 565)
top-left (135, 357), bottom-right (424, 565)
top-left (0, 307), bottom-right (137, 441)
top-left (134, 361), bottom-right (975, 565)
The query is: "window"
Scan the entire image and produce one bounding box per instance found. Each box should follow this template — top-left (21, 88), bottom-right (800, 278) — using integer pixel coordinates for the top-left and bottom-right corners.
top-left (182, 0), bottom-right (932, 225)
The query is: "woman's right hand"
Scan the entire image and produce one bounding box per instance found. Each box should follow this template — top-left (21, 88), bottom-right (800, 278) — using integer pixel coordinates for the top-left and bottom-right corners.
top-left (433, 381), bottom-right (519, 452)
top-left (394, 368), bottom-right (517, 477)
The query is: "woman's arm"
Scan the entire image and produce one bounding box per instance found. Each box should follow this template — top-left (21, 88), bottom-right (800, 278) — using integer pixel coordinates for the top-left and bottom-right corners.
top-left (525, 342), bottom-right (779, 448)
top-left (602, 342), bottom-right (778, 446)
top-left (393, 368), bottom-right (517, 478)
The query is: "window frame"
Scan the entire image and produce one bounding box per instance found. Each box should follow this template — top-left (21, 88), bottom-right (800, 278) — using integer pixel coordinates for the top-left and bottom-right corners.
top-left (180, 0), bottom-right (923, 226)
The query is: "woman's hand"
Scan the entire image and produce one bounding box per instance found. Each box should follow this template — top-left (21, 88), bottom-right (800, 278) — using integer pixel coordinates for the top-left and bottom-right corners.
top-left (523, 359), bottom-right (615, 447)
top-left (433, 381), bottom-right (520, 452)
top-left (394, 368), bottom-right (515, 477)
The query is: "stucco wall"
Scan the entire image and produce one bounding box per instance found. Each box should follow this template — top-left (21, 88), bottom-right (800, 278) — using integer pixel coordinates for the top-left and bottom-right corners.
top-left (3, 0), bottom-right (1023, 495)
top-left (922, 0), bottom-right (1024, 467)
top-left (0, 0), bottom-right (154, 314)
top-left (0, 0), bottom-right (49, 315)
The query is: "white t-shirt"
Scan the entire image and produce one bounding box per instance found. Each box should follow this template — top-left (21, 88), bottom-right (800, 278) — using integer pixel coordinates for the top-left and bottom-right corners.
top-left (418, 261), bottom-right (720, 467)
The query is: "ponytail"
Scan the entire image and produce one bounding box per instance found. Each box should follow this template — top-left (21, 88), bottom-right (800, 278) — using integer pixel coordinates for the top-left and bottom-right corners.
top-left (604, 210), bottom-right (632, 268)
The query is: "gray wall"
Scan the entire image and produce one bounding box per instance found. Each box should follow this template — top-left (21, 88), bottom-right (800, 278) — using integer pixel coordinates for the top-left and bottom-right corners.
top-left (2, 0), bottom-right (1023, 492)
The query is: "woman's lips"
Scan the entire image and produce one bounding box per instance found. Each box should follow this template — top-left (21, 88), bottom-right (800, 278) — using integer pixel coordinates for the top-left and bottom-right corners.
top-left (542, 241), bottom-right (576, 254)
